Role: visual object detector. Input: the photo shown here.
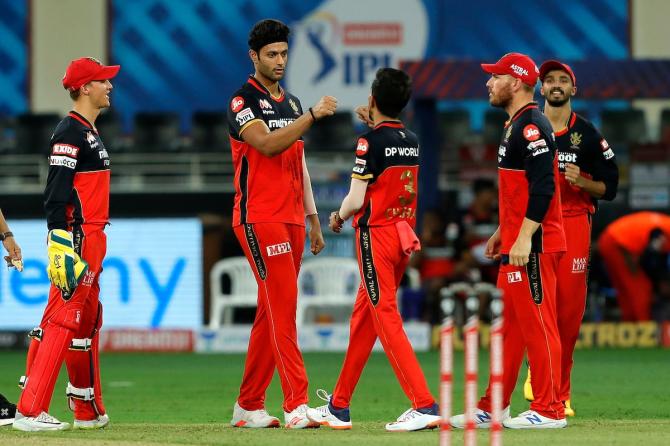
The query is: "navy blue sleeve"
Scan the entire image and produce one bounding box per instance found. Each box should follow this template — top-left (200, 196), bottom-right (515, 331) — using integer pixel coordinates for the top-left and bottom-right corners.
top-left (44, 129), bottom-right (81, 230)
top-left (589, 127), bottom-right (619, 201)
top-left (521, 126), bottom-right (555, 223)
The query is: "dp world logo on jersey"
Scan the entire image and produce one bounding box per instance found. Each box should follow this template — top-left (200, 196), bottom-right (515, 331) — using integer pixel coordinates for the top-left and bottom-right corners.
top-left (287, 0), bottom-right (428, 110)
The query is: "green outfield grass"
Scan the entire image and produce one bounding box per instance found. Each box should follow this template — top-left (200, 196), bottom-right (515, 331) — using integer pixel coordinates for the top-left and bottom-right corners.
top-left (1, 348), bottom-right (669, 445)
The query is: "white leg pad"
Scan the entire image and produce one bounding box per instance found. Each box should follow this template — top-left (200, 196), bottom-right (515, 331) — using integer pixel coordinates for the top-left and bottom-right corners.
top-left (66, 382), bottom-right (95, 401)
top-left (69, 338), bottom-right (92, 351)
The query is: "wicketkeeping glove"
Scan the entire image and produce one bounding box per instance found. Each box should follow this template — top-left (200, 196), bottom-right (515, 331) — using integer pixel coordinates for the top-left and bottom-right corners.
top-left (46, 229), bottom-right (89, 299)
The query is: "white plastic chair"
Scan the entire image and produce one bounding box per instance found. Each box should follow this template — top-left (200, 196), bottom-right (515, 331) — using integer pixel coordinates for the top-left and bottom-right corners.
top-left (209, 257), bottom-right (258, 328)
top-left (297, 257), bottom-right (361, 325)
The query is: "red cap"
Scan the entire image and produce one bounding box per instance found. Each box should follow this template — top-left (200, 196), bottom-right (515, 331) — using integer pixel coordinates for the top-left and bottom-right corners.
top-left (62, 57), bottom-right (120, 91)
top-left (539, 60), bottom-right (576, 86)
top-left (481, 52), bottom-right (539, 86)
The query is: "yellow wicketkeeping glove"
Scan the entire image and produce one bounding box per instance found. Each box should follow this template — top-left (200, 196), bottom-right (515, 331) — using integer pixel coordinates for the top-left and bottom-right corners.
top-left (46, 229), bottom-right (89, 299)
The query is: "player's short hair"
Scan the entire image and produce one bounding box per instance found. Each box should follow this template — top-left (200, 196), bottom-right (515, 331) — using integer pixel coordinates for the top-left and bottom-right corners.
top-left (248, 19), bottom-right (290, 54)
top-left (69, 89), bottom-right (81, 100)
top-left (371, 68), bottom-right (412, 118)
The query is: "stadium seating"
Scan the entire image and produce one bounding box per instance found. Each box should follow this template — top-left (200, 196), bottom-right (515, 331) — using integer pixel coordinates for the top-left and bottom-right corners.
top-left (600, 108), bottom-right (647, 144)
top-left (439, 109), bottom-right (471, 149)
top-left (133, 112), bottom-right (182, 152)
top-left (96, 111), bottom-right (128, 152)
top-left (660, 108), bottom-right (670, 143)
top-left (297, 257), bottom-right (360, 325)
top-left (209, 256), bottom-right (258, 328)
top-left (15, 112), bottom-right (61, 154)
top-left (482, 109), bottom-right (508, 145)
top-left (304, 111), bottom-right (356, 152)
top-left (191, 111), bottom-right (229, 152)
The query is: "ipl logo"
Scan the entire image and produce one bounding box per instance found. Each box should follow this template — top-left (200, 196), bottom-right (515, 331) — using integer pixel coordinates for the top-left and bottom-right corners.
top-left (287, 0), bottom-right (428, 109)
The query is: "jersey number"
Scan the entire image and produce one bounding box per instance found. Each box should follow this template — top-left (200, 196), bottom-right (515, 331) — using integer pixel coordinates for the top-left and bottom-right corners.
top-left (398, 170), bottom-right (417, 206)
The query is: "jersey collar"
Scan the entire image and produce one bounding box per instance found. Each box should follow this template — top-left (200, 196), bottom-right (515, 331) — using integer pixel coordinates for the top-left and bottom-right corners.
top-left (554, 111), bottom-right (577, 137)
top-left (68, 111), bottom-right (97, 133)
top-left (247, 75), bottom-right (285, 102)
top-left (505, 102), bottom-right (538, 127)
top-left (374, 120), bottom-right (404, 129)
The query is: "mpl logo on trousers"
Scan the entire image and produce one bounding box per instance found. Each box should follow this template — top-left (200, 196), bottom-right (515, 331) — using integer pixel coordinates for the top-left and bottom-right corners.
top-left (266, 242), bottom-right (292, 257)
top-left (507, 271), bottom-right (522, 283)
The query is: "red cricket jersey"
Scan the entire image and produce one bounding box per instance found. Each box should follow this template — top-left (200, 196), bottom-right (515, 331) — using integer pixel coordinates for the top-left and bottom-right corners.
top-left (227, 76), bottom-right (305, 227)
top-left (350, 121), bottom-right (419, 228)
top-left (554, 112), bottom-right (619, 216)
top-left (44, 111), bottom-right (111, 232)
top-left (497, 103), bottom-right (565, 254)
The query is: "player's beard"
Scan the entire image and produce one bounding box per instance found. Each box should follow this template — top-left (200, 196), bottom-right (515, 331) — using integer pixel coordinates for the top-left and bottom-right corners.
top-left (258, 63), bottom-right (285, 82)
top-left (544, 88), bottom-right (571, 107)
top-left (490, 84), bottom-right (513, 109)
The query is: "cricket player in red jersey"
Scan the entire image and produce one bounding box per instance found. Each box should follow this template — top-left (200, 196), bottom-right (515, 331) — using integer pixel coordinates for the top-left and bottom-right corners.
top-left (306, 68), bottom-right (441, 432)
top-left (524, 60), bottom-right (619, 416)
top-left (451, 53), bottom-right (567, 429)
top-left (227, 19), bottom-right (337, 429)
top-left (14, 57), bottom-right (118, 432)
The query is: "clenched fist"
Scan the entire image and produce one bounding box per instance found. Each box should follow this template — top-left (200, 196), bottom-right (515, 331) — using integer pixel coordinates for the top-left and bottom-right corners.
top-left (311, 96), bottom-right (338, 120)
top-left (564, 163), bottom-right (583, 188)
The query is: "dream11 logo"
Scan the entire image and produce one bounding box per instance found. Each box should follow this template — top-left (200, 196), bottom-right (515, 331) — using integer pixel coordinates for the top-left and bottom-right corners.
top-left (287, 0), bottom-right (428, 110)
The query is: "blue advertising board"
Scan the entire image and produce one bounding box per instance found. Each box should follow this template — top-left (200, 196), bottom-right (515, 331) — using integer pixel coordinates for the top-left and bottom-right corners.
top-left (0, 219), bottom-right (202, 330)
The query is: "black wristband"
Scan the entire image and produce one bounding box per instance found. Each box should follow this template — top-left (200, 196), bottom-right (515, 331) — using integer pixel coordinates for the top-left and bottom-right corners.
top-left (335, 212), bottom-right (345, 225)
top-left (309, 107), bottom-right (317, 121)
top-left (0, 231), bottom-right (12, 241)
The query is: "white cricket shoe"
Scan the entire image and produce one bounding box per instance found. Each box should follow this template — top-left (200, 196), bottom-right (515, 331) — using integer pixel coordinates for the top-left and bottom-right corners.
top-left (284, 404), bottom-right (320, 429)
top-left (305, 389), bottom-right (352, 430)
top-left (230, 401), bottom-right (280, 428)
top-left (73, 413), bottom-right (110, 429)
top-left (385, 404), bottom-right (441, 432)
top-left (503, 410), bottom-right (567, 429)
top-left (450, 406), bottom-right (510, 429)
top-left (12, 411), bottom-right (70, 431)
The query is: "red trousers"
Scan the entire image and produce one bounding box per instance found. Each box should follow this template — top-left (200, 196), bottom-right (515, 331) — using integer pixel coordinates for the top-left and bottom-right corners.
top-left (19, 228), bottom-right (107, 419)
top-left (234, 222), bottom-right (308, 413)
top-left (478, 252), bottom-right (564, 419)
top-left (331, 225), bottom-right (435, 409)
top-left (556, 213), bottom-right (591, 401)
top-left (598, 231), bottom-right (653, 321)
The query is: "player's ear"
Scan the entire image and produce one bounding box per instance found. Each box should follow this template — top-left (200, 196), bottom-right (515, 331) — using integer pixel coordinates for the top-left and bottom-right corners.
top-left (249, 49), bottom-right (258, 64)
top-left (571, 85), bottom-right (577, 96)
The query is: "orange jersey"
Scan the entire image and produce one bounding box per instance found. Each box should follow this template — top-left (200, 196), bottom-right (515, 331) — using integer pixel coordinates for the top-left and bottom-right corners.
top-left (351, 121), bottom-right (419, 228)
top-left (228, 76), bottom-right (305, 227)
top-left (603, 211), bottom-right (670, 255)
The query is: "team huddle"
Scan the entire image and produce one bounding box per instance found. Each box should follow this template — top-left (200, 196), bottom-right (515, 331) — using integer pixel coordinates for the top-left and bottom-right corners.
top-left (3, 17), bottom-right (617, 433)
